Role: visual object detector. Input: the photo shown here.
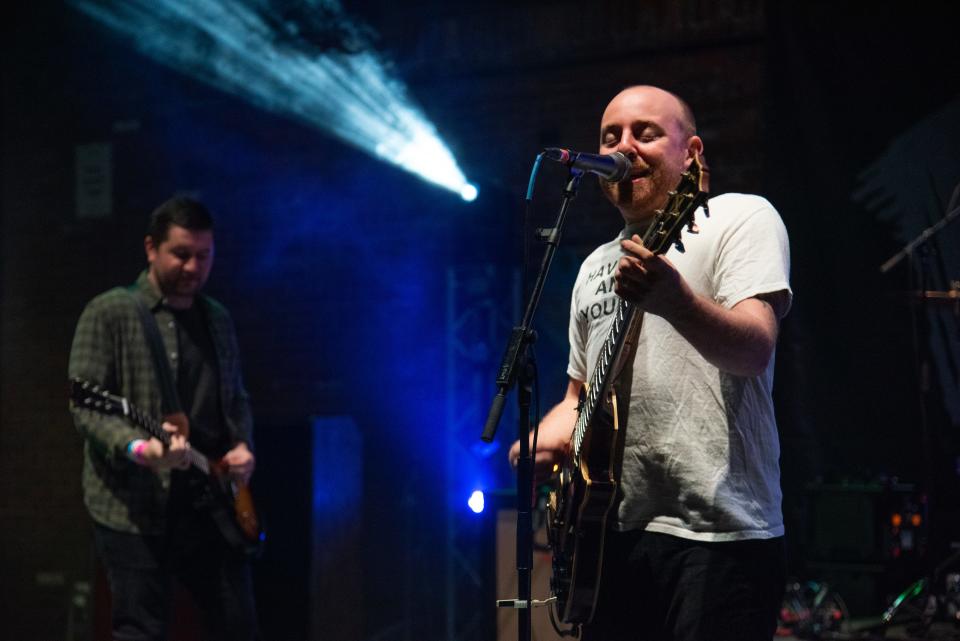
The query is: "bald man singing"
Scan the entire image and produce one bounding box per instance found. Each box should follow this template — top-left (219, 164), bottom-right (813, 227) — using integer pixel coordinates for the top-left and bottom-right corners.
top-left (510, 86), bottom-right (792, 641)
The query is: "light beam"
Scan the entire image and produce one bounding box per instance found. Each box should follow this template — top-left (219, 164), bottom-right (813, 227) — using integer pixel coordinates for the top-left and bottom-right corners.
top-left (69, 0), bottom-right (478, 201)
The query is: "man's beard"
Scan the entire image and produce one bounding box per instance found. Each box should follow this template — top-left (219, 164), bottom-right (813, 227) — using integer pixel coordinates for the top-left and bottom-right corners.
top-left (601, 172), bottom-right (672, 221)
top-left (159, 273), bottom-right (203, 298)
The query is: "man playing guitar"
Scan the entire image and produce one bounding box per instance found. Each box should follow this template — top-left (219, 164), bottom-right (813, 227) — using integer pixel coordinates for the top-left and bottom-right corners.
top-left (69, 196), bottom-right (258, 641)
top-left (510, 85), bottom-right (792, 641)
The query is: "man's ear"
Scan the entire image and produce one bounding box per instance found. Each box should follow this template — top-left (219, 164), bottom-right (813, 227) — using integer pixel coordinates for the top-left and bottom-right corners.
top-left (686, 135), bottom-right (704, 164)
top-left (144, 235), bottom-right (156, 262)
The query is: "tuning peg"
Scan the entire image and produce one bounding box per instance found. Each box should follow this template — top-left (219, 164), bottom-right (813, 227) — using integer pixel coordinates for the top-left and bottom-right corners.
top-left (674, 239), bottom-right (685, 253)
top-left (686, 221), bottom-right (700, 234)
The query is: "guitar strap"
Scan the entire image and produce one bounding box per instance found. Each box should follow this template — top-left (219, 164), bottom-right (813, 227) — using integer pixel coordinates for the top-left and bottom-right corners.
top-left (128, 288), bottom-right (183, 417)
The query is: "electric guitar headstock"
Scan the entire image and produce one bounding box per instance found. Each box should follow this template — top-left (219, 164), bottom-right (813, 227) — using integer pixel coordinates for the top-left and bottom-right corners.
top-left (69, 378), bottom-right (172, 442)
top-left (642, 153), bottom-right (709, 255)
top-left (69, 378), bottom-right (130, 418)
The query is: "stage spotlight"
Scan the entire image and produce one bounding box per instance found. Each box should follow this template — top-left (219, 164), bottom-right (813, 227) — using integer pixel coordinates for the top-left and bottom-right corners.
top-left (460, 184), bottom-right (479, 202)
top-left (69, 0), bottom-right (478, 201)
top-left (467, 490), bottom-right (485, 514)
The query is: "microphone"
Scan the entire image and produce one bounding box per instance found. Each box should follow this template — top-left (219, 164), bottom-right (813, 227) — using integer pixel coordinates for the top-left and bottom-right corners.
top-left (543, 148), bottom-right (631, 182)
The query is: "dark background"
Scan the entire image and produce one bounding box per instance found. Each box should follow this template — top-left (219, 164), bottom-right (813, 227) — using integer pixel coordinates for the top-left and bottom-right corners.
top-left (2, 1), bottom-right (959, 639)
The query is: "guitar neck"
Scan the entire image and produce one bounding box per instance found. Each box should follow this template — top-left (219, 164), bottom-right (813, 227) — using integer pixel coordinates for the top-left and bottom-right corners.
top-left (571, 298), bottom-right (641, 464)
top-left (571, 182), bottom-right (707, 464)
top-left (69, 380), bottom-right (212, 475)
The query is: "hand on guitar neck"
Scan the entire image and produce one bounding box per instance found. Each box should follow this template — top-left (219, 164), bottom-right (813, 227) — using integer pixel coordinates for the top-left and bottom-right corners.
top-left (134, 412), bottom-right (191, 470)
top-left (615, 235), bottom-right (695, 320)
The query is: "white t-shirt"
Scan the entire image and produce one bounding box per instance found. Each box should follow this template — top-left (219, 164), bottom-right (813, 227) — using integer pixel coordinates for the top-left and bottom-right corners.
top-left (567, 193), bottom-right (792, 541)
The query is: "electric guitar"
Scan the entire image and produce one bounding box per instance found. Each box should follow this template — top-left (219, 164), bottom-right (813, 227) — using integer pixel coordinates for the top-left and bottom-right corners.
top-left (69, 378), bottom-right (265, 557)
top-left (547, 156), bottom-right (708, 624)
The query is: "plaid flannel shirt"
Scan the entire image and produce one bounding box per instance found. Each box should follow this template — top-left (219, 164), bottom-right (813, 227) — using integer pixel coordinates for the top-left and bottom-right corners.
top-left (68, 271), bottom-right (254, 534)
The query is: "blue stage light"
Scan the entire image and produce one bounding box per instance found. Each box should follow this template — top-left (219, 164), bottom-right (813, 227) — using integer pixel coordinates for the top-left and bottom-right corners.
top-left (69, 0), bottom-right (478, 200)
top-left (467, 490), bottom-right (485, 514)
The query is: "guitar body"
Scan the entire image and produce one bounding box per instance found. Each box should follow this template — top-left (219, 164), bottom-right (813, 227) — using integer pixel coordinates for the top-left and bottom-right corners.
top-left (548, 383), bottom-right (623, 623)
top-left (229, 478), bottom-right (261, 545)
top-left (201, 461), bottom-right (263, 557)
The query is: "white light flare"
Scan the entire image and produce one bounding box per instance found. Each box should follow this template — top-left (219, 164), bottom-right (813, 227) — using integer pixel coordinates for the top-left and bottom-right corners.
top-left (69, 0), bottom-right (478, 201)
top-left (467, 490), bottom-right (485, 514)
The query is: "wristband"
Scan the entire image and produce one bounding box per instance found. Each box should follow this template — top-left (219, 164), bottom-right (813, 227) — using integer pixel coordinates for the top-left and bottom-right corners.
top-left (126, 439), bottom-right (148, 465)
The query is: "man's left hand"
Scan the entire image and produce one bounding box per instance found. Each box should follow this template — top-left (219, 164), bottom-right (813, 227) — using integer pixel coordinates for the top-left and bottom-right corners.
top-left (615, 234), bottom-right (694, 319)
top-left (223, 442), bottom-right (255, 485)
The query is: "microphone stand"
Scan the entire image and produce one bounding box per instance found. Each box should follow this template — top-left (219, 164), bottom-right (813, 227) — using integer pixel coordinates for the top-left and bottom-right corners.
top-left (879, 185), bottom-right (960, 275)
top-left (481, 168), bottom-right (584, 641)
top-left (878, 188), bottom-right (960, 496)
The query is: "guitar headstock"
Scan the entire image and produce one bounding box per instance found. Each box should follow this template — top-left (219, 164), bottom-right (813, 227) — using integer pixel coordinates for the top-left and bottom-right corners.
top-left (69, 378), bottom-right (130, 418)
top-left (642, 153), bottom-right (709, 256)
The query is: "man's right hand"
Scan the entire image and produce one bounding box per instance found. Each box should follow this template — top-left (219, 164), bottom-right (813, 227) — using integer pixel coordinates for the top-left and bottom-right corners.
top-left (508, 434), bottom-right (568, 484)
top-left (508, 378), bottom-right (583, 483)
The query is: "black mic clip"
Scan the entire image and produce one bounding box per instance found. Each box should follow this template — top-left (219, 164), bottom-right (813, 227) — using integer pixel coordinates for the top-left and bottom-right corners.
top-left (534, 227), bottom-right (555, 242)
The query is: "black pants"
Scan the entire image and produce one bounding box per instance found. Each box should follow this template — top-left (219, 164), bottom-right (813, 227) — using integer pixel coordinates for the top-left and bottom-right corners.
top-left (94, 506), bottom-right (258, 641)
top-left (581, 530), bottom-right (786, 641)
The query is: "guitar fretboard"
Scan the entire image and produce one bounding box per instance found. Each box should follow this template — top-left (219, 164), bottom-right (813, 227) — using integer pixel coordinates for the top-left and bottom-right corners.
top-left (571, 287), bottom-right (639, 468)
